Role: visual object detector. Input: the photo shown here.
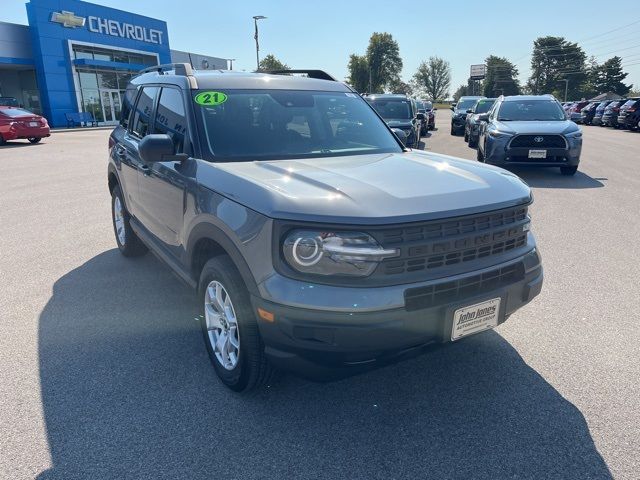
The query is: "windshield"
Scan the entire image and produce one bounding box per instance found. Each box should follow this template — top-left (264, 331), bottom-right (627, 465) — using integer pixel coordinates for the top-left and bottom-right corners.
top-left (0, 108), bottom-right (34, 117)
top-left (195, 90), bottom-right (402, 161)
top-left (0, 97), bottom-right (19, 106)
top-left (621, 99), bottom-right (637, 108)
top-left (497, 100), bottom-right (565, 121)
top-left (456, 99), bottom-right (478, 111)
top-left (367, 98), bottom-right (411, 119)
top-left (475, 99), bottom-right (495, 114)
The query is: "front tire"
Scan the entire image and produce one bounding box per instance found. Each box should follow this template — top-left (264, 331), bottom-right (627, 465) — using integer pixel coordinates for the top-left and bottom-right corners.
top-left (464, 129), bottom-right (469, 142)
top-left (28, 137), bottom-right (41, 144)
top-left (468, 134), bottom-right (478, 148)
top-left (199, 256), bottom-right (274, 392)
top-left (560, 166), bottom-right (578, 176)
top-left (111, 185), bottom-right (148, 257)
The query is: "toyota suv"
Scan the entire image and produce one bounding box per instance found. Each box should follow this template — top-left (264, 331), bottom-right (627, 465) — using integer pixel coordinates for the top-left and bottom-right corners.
top-left (477, 95), bottom-right (582, 176)
top-left (108, 65), bottom-right (543, 391)
top-left (451, 96), bottom-right (484, 135)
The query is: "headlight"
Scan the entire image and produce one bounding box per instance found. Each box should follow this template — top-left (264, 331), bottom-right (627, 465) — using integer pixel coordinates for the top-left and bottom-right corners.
top-left (282, 230), bottom-right (399, 277)
top-left (566, 130), bottom-right (582, 138)
top-left (489, 130), bottom-right (513, 138)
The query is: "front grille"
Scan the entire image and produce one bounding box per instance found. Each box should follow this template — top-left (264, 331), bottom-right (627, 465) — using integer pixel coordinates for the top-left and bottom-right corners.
top-left (404, 262), bottom-right (525, 311)
top-left (510, 135), bottom-right (566, 149)
top-left (507, 155), bottom-right (566, 163)
top-left (378, 205), bottom-right (529, 276)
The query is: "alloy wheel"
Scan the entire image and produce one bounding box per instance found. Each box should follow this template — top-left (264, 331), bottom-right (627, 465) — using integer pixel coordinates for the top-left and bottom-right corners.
top-left (204, 281), bottom-right (240, 370)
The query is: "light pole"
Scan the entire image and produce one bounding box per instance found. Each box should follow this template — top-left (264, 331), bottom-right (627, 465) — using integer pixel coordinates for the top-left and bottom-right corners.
top-left (253, 16), bottom-right (266, 71)
top-left (561, 79), bottom-right (569, 102)
top-left (227, 58), bottom-right (236, 70)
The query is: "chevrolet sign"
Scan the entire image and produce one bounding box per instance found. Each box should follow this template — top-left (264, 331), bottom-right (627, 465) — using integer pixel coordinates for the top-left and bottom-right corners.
top-left (50, 11), bottom-right (164, 45)
top-left (50, 11), bottom-right (85, 28)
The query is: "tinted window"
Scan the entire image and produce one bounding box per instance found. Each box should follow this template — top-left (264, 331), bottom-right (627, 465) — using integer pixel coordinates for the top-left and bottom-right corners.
top-left (621, 99), bottom-right (638, 108)
top-left (367, 98), bottom-right (412, 119)
top-left (195, 90), bottom-right (402, 161)
top-left (120, 87), bottom-right (137, 128)
top-left (474, 99), bottom-right (495, 114)
top-left (131, 86), bottom-right (158, 138)
top-left (497, 100), bottom-right (565, 121)
top-left (457, 99), bottom-right (478, 111)
top-left (154, 87), bottom-right (187, 153)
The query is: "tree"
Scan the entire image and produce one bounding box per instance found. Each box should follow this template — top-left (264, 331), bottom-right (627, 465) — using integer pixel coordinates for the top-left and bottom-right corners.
top-left (258, 54), bottom-right (288, 71)
top-left (365, 32), bottom-right (403, 92)
top-left (482, 56), bottom-right (520, 97)
top-left (346, 54), bottom-right (369, 93)
top-left (527, 36), bottom-right (587, 99)
top-left (590, 56), bottom-right (632, 96)
top-left (453, 84), bottom-right (469, 101)
top-left (388, 78), bottom-right (413, 95)
top-left (412, 56), bottom-right (451, 101)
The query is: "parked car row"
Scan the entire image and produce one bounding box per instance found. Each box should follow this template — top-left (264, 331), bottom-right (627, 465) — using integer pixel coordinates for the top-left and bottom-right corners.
top-left (562, 98), bottom-right (640, 130)
top-left (363, 94), bottom-right (436, 148)
top-left (452, 95), bottom-right (583, 176)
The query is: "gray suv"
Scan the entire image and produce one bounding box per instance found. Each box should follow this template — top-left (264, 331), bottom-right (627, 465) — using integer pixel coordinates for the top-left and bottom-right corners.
top-left (476, 95), bottom-right (583, 176)
top-left (108, 64), bottom-right (543, 391)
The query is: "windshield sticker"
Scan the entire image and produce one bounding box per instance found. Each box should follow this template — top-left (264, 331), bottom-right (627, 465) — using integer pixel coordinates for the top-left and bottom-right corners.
top-left (194, 91), bottom-right (228, 106)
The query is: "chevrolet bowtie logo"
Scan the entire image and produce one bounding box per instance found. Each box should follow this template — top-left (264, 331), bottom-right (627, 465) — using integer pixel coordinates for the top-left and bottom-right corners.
top-left (51, 11), bottom-right (86, 28)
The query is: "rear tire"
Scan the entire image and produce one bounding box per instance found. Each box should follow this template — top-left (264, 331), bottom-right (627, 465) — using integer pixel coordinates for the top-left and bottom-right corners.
top-left (111, 185), bottom-right (148, 257)
top-left (450, 124), bottom-right (456, 136)
top-left (468, 135), bottom-right (478, 148)
top-left (28, 137), bottom-right (41, 144)
top-left (464, 129), bottom-right (469, 142)
top-left (560, 166), bottom-right (578, 176)
top-left (199, 256), bottom-right (274, 392)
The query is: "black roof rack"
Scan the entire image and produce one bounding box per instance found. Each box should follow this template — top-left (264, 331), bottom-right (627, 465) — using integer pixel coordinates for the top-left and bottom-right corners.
top-left (263, 69), bottom-right (337, 81)
top-left (138, 63), bottom-right (194, 77)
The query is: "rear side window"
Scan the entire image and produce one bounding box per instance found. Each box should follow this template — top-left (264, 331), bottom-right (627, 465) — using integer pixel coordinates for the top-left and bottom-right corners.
top-left (131, 86), bottom-right (158, 138)
top-left (120, 87), bottom-right (137, 128)
top-left (153, 87), bottom-right (187, 153)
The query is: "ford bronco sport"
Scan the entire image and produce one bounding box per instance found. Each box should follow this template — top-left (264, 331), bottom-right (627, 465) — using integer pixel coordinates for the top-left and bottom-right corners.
top-left (108, 64), bottom-right (543, 391)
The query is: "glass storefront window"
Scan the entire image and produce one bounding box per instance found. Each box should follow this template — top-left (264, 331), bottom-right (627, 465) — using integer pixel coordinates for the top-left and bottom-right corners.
top-left (97, 71), bottom-right (118, 89)
top-left (80, 88), bottom-right (103, 122)
top-left (78, 70), bottom-right (98, 89)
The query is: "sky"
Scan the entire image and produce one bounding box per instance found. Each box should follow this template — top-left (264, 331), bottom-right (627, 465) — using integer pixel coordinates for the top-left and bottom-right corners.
top-left (3, 0), bottom-right (640, 95)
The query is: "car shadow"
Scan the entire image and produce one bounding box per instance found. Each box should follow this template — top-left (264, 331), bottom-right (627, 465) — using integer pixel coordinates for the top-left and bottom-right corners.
top-left (37, 250), bottom-right (612, 479)
top-left (0, 141), bottom-right (43, 148)
top-left (507, 167), bottom-right (606, 189)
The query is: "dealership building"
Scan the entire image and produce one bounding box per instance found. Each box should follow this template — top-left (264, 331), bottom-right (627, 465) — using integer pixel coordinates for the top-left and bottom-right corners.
top-left (0, 0), bottom-right (228, 127)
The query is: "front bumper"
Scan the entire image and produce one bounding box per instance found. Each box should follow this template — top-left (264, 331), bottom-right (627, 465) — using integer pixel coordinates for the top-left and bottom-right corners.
top-left (451, 114), bottom-right (466, 129)
top-left (484, 135), bottom-right (581, 167)
top-left (252, 248), bottom-right (543, 379)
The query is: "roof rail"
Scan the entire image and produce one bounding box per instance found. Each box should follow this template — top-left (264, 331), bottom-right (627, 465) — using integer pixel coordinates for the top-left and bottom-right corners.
top-left (263, 69), bottom-right (337, 81)
top-left (138, 63), bottom-right (194, 77)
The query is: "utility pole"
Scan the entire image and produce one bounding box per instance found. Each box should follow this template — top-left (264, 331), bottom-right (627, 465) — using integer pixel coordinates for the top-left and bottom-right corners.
top-left (561, 79), bottom-right (569, 102)
top-left (253, 16), bottom-right (266, 71)
top-left (227, 58), bottom-right (236, 70)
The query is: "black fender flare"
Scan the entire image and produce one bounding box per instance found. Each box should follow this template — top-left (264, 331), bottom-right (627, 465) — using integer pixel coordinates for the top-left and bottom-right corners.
top-left (186, 222), bottom-right (260, 297)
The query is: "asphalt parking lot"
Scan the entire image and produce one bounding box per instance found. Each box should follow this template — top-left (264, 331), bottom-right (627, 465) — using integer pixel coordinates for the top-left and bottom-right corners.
top-left (1, 111), bottom-right (639, 479)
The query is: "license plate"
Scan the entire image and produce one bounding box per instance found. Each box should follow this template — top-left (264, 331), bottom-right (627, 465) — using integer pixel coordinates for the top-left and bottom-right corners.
top-left (528, 149), bottom-right (547, 159)
top-left (451, 298), bottom-right (501, 341)
top-left (29, 121), bottom-right (39, 127)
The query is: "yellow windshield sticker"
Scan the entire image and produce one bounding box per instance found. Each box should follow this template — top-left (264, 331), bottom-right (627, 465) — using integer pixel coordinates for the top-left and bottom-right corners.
top-left (194, 91), bottom-right (228, 106)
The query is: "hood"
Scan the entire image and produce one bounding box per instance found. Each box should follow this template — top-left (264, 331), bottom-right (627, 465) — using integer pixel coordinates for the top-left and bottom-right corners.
top-left (384, 119), bottom-right (413, 128)
top-left (493, 120), bottom-right (579, 135)
top-left (196, 151), bottom-right (531, 225)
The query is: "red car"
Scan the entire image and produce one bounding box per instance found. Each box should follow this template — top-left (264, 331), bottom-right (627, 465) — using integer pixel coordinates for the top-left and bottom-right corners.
top-left (0, 107), bottom-right (50, 145)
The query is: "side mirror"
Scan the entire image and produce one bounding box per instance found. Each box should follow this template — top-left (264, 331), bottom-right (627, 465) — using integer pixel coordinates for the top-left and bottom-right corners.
top-left (450, 106), bottom-right (455, 111)
top-left (416, 112), bottom-right (426, 120)
top-left (391, 128), bottom-right (407, 145)
top-left (433, 107), bottom-right (438, 111)
top-left (466, 109), bottom-right (473, 114)
top-left (139, 134), bottom-right (177, 164)
top-left (477, 113), bottom-right (489, 122)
